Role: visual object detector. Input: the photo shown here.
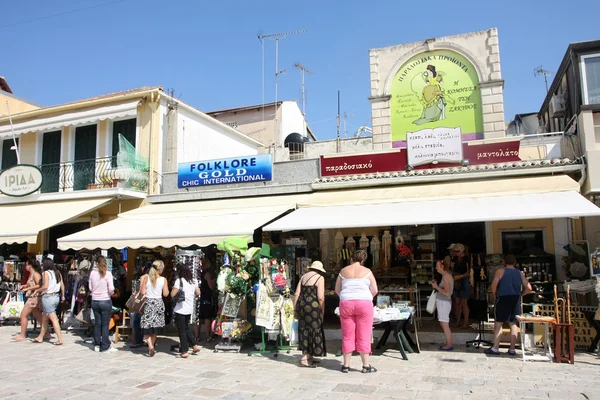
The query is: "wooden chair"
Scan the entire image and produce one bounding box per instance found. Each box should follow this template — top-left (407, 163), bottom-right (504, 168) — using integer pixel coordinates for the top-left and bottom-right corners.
top-left (114, 310), bottom-right (132, 343)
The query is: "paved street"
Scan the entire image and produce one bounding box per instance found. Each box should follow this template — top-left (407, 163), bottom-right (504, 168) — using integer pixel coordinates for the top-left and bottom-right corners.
top-left (1, 325), bottom-right (599, 400)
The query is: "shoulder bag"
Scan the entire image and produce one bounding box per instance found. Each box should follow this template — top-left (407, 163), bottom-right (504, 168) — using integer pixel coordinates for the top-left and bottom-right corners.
top-left (426, 290), bottom-right (437, 314)
top-left (172, 278), bottom-right (185, 304)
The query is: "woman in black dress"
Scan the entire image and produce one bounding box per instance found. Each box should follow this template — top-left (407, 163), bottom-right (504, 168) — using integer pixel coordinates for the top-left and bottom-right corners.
top-left (293, 261), bottom-right (327, 367)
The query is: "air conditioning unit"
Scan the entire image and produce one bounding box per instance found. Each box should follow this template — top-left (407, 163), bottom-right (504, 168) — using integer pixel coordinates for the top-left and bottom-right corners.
top-left (549, 94), bottom-right (566, 118)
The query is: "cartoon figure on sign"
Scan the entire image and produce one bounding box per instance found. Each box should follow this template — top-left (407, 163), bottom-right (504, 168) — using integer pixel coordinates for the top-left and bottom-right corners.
top-left (411, 64), bottom-right (455, 125)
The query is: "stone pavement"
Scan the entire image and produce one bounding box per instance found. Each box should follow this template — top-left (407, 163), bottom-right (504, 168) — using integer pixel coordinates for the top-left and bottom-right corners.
top-left (1, 325), bottom-right (599, 400)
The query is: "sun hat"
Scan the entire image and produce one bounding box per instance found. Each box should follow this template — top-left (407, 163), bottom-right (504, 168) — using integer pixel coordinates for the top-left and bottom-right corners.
top-left (308, 261), bottom-right (325, 273)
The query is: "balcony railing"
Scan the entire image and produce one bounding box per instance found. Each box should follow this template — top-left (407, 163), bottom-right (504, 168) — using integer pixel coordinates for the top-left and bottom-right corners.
top-left (35, 156), bottom-right (149, 194)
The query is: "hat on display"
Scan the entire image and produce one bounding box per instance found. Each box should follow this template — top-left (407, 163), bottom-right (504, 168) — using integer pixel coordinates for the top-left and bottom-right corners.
top-left (308, 261), bottom-right (326, 273)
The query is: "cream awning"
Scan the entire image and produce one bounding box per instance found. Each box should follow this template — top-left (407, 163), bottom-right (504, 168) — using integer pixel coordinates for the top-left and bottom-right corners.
top-left (0, 100), bottom-right (139, 138)
top-left (264, 175), bottom-right (600, 231)
top-left (0, 197), bottom-right (112, 244)
top-left (56, 202), bottom-right (295, 250)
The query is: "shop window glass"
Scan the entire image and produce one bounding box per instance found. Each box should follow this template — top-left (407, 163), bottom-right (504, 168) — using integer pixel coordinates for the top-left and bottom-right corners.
top-left (582, 55), bottom-right (600, 105)
top-left (501, 231), bottom-right (544, 255)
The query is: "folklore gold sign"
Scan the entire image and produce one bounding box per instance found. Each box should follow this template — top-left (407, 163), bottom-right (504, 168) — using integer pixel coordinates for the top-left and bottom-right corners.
top-left (391, 49), bottom-right (483, 148)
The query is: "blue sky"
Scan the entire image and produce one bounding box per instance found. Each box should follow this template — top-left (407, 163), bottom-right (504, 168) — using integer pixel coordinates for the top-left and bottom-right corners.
top-left (2, 0), bottom-right (599, 140)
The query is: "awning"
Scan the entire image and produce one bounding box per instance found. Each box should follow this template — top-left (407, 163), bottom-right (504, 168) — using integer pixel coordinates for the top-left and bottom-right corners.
top-left (57, 202), bottom-right (294, 250)
top-left (0, 197), bottom-right (112, 244)
top-left (263, 175), bottom-right (600, 231)
top-left (0, 100), bottom-right (139, 138)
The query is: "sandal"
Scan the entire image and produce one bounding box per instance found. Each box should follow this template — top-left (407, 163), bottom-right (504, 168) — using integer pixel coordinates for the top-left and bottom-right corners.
top-left (30, 339), bottom-right (43, 344)
top-left (192, 346), bottom-right (200, 355)
top-left (299, 360), bottom-right (316, 368)
top-left (341, 366), bottom-right (350, 373)
top-left (176, 353), bottom-right (189, 359)
top-left (361, 365), bottom-right (377, 374)
top-left (53, 342), bottom-right (64, 346)
top-left (148, 348), bottom-right (156, 357)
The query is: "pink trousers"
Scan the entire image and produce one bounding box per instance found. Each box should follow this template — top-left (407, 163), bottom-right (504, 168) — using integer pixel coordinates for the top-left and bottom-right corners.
top-left (339, 300), bottom-right (373, 354)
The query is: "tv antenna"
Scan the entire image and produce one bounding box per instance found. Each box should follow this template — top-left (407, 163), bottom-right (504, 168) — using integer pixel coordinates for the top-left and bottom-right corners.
top-left (294, 62), bottom-right (314, 116)
top-left (534, 65), bottom-right (553, 94)
top-left (258, 30), bottom-right (307, 111)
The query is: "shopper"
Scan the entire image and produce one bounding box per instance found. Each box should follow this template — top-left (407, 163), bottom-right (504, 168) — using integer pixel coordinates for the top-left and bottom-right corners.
top-left (129, 262), bottom-right (150, 349)
top-left (13, 259), bottom-right (44, 342)
top-left (140, 260), bottom-right (169, 357)
top-left (171, 263), bottom-right (200, 358)
top-left (196, 259), bottom-right (217, 342)
top-left (335, 249), bottom-right (378, 373)
top-left (432, 259), bottom-right (454, 351)
top-left (31, 258), bottom-right (64, 346)
top-left (451, 243), bottom-right (471, 327)
top-left (485, 254), bottom-right (532, 356)
top-left (294, 260), bottom-right (327, 367)
top-left (89, 256), bottom-right (115, 352)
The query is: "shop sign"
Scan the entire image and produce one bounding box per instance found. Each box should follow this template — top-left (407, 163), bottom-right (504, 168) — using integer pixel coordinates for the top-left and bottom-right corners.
top-left (320, 139), bottom-right (521, 177)
top-left (407, 127), bottom-right (463, 166)
top-left (0, 164), bottom-right (43, 197)
top-left (391, 49), bottom-right (483, 148)
top-left (178, 154), bottom-right (273, 188)
top-left (320, 151), bottom-right (404, 176)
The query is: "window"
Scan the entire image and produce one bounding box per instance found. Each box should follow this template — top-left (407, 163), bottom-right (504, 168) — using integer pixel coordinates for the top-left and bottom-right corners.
top-left (581, 54), bottom-right (600, 105)
top-left (501, 230), bottom-right (544, 255)
top-left (112, 118), bottom-right (136, 164)
top-left (1, 138), bottom-right (18, 170)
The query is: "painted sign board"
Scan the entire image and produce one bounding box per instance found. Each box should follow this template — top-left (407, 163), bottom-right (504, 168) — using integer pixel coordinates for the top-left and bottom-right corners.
top-left (406, 127), bottom-right (463, 166)
top-left (0, 164), bottom-right (43, 197)
top-left (533, 304), bottom-right (597, 350)
top-left (178, 154), bottom-right (273, 188)
top-left (320, 139), bottom-right (520, 177)
top-left (391, 49), bottom-right (483, 148)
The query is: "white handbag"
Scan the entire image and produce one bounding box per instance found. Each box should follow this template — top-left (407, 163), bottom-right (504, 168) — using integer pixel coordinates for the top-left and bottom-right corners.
top-left (426, 290), bottom-right (437, 314)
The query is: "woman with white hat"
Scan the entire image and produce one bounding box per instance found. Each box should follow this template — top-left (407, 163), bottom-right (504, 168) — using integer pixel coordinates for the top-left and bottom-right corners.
top-left (293, 260), bottom-right (327, 367)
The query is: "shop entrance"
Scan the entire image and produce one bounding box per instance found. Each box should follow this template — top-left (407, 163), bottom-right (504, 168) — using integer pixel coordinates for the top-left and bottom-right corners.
top-left (48, 222), bottom-right (90, 256)
top-left (437, 222), bottom-right (486, 258)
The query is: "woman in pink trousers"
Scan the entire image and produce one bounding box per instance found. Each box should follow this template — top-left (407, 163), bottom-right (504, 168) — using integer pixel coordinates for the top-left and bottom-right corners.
top-left (335, 249), bottom-right (378, 373)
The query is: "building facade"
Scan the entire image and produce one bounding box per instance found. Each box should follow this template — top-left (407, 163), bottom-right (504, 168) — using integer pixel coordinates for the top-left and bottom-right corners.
top-left (0, 86), bottom-right (262, 257)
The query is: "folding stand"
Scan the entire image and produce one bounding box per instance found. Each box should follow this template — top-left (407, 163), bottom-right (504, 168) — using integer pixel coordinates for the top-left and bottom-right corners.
top-left (466, 285), bottom-right (493, 349)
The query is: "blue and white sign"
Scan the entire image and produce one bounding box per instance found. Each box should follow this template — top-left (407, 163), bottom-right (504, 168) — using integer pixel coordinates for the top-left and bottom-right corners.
top-left (178, 154), bottom-right (273, 188)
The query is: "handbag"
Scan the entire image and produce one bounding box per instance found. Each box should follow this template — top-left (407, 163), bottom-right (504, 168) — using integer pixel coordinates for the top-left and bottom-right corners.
top-left (126, 291), bottom-right (146, 314)
top-left (426, 290), bottom-right (437, 314)
top-left (172, 278), bottom-right (185, 304)
top-left (1, 291), bottom-right (24, 319)
top-left (75, 308), bottom-right (93, 325)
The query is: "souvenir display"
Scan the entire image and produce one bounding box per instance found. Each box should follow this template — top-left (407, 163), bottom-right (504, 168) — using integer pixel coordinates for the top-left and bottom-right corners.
top-left (359, 232), bottom-right (369, 249)
top-left (382, 230), bottom-right (392, 270)
top-left (345, 236), bottom-right (356, 252)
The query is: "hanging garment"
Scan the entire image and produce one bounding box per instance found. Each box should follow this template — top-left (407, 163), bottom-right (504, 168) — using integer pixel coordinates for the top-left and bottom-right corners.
top-left (359, 233), bottom-right (369, 249)
top-left (370, 236), bottom-right (381, 270)
top-left (320, 229), bottom-right (330, 269)
top-left (345, 236), bottom-right (356, 252)
top-left (382, 231), bottom-right (392, 270)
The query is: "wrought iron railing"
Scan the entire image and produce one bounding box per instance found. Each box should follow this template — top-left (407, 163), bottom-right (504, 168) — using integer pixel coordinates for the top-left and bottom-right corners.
top-left (34, 156), bottom-right (149, 194)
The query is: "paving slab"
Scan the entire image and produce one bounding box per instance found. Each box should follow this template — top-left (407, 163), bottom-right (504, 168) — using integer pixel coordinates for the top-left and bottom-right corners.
top-left (1, 325), bottom-right (598, 399)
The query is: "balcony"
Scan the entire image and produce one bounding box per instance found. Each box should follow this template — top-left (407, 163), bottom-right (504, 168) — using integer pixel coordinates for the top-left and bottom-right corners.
top-left (37, 156), bottom-right (149, 194)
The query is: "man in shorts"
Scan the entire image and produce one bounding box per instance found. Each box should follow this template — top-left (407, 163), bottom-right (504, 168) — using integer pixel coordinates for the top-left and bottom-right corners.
top-left (485, 254), bottom-right (532, 355)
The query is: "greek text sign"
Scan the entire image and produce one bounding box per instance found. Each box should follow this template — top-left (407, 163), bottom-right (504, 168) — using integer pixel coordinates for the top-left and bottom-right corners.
top-left (319, 139), bottom-right (521, 177)
top-left (0, 164), bottom-right (43, 197)
top-left (320, 151), bottom-right (404, 176)
top-left (407, 127), bottom-right (463, 166)
top-left (391, 49), bottom-right (483, 148)
top-left (178, 154), bottom-right (273, 188)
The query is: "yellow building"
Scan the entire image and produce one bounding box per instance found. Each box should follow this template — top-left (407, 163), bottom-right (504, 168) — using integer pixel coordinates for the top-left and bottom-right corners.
top-left (0, 84), bottom-right (263, 258)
